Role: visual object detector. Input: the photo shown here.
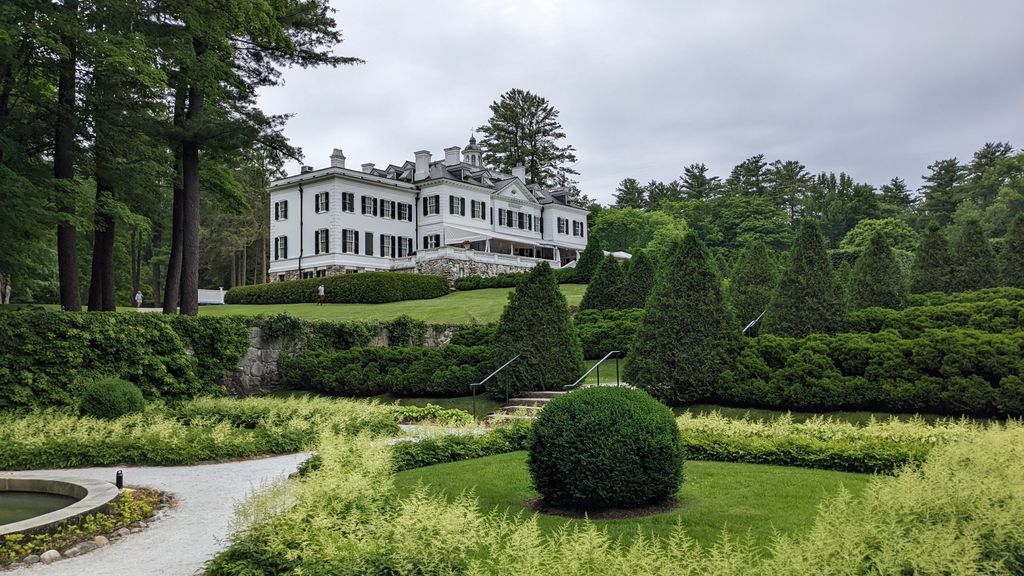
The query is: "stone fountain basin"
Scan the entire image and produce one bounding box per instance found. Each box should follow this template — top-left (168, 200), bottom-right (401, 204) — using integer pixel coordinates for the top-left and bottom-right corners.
top-left (0, 474), bottom-right (120, 537)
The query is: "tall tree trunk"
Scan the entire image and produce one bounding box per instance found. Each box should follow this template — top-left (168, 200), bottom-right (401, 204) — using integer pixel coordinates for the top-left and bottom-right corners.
top-left (55, 1), bottom-right (80, 311)
top-left (131, 226), bottom-right (141, 294)
top-left (261, 233), bottom-right (267, 284)
top-left (148, 231), bottom-right (162, 308)
top-left (241, 245), bottom-right (247, 286)
top-left (179, 80), bottom-right (203, 316)
top-left (162, 85), bottom-right (186, 314)
top-left (229, 251), bottom-right (237, 288)
top-left (87, 188), bottom-right (115, 311)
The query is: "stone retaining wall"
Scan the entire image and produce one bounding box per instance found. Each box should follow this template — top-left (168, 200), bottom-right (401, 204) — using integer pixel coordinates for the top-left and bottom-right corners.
top-left (415, 258), bottom-right (527, 286)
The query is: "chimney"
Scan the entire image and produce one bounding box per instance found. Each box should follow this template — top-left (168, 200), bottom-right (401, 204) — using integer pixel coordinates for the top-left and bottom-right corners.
top-left (414, 150), bottom-right (431, 181)
top-left (443, 146), bottom-right (461, 166)
top-left (329, 149), bottom-right (346, 169)
top-left (361, 162), bottom-right (375, 174)
top-left (511, 166), bottom-right (526, 182)
top-left (300, 165), bottom-right (314, 174)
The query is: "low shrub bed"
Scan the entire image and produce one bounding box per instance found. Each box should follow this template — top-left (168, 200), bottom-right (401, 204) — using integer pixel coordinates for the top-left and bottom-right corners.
top-left (279, 345), bottom-right (493, 397)
top-left (453, 268), bottom-right (578, 290)
top-left (907, 286), bottom-right (1024, 307)
top-left (846, 298), bottom-right (1024, 336)
top-left (574, 308), bottom-right (643, 359)
top-left (390, 422), bottom-right (531, 472)
top-left (720, 329), bottom-right (1024, 416)
top-left (225, 272), bottom-right (449, 305)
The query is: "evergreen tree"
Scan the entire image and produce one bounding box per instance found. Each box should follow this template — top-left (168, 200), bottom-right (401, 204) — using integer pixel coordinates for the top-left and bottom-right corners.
top-left (726, 154), bottom-right (769, 197)
top-left (763, 219), bottom-right (845, 337)
top-left (835, 260), bottom-right (854, 309)
top-left (478, 88), bottom-right (578, 186)
top-left (572, 233), bottom-right (603, 283)
top-left (612, 178), bottom-right (646, 209)
top-left (910, 223), bottom-right (952, 294)
top-left (491, 262), bottom-right (584, 399)
top-left (621, 250), bottom-right (656, 309)
top-left (578, 255), bottom-right (625, 311)
top-left (879, 177), bottom-right (914, 215)
top-left (850, 233), bottom-right (906, 310)
top-left (679, 163), bottom-right (721, 201)
top-left (1001, 213), bottom-right (1024, 288)
top-left (951, 219), bottom-right (997, 292)
top-left (728, 242), bottom-right (779, 329)
top-left (626, 232), bottom-right (739, 405)
top-left (920, 158), bottom-right (965, 226)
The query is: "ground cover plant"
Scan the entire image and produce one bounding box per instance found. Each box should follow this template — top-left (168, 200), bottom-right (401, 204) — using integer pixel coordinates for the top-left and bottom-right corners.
top-left (207, 421), bottom-right (1024, 575)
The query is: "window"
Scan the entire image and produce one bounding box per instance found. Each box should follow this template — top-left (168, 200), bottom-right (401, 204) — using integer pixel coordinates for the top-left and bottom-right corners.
top-left (302, 270), bottom-right (315, 279)
top-left (498, 208), bottom-right (504, 226)
top-left (517, 212), bottom-right (525, 229)
top-left (573, 221), bottom-right (584, 237)
top-left (313, 228), bottom-right (329, 254)
top-left (381, 235), bottom-right (395, 258)
top-left (341, 192), bottom-right (354, 213)
top-left (397, 236), bottom-right (412, 257)
top-left (449, 195), bottom-right (465, 216)
top-left (315, 192), bottom-right (330, 213)
top-left (274, 200), bottom-right (288, 220)
top-left (423, 234), bottom-right (441, 249)
top-left (423, 195), bottom-right (440, 216)
top-left (505, 209), bottom-right (514, 228)
top-left (364, 232), bottom-right (374, 256)
top-left (341, 229), bottom-right (359, 254)
top-left (398, 203), bottom-right (410, 221)
top-left (274, 236), bottom-right (288, 259)
top-left (471, 200), bottom-right (487, 220)
top-left (315, 269), bottom-right (327, 278)
top-left (277, 273), bottom-right (285, 282)
top-left (381, 200), bottom-right (395, 219)
top-left (557, 217), bottom-right (568, 235)
top-left (361, 195), bottom-right (377, 216)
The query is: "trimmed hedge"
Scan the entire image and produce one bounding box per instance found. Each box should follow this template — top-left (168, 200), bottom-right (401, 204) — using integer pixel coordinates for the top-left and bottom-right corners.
top-left (906, 287), bottom-right (1024, 307)
top-left (225, 272), bottom-right (449, 304)
top-left (391, 422), bottom-right (532, 471)
top-left (449, 323), bottom-right (497, 346)
top-left (846, 299), bottom-right (1024, 337)
top-left (720, 329), bottom-right (1024, 416)
top-left (279, 345), bottom-right (494, 397)
top-left (79, 377), bottom-right (146, 419)
top-left (574, 308), bottom-right (643, 359)
top-left (453, 268), bottom-right (578, 291)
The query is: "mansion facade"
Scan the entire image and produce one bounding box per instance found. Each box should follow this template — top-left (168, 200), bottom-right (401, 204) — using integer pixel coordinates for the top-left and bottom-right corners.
top-left (268, 136), bottom-right (589, 282)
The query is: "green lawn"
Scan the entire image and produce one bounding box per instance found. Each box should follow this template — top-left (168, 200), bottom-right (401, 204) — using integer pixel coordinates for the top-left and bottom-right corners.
top-left (392, 451), bottom-right (870, 546)
top-left (197, 284), bottom-right (586, 324)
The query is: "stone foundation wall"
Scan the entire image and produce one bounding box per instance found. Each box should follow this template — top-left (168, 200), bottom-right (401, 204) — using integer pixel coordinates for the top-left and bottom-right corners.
top-left (221, 324), bottom-right (456, 396)
top-left (415, 258), bottom-right (532, 285)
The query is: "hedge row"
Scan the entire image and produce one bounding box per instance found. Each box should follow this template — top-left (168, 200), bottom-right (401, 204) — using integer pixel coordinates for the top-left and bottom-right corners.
top-left (846, 298), bottom-right (1024, 337)
top-left (574, 308), bottom-right (643, 359)
top-left (225, 272), bottom-right (449, 304)
top-left (906, 287), bottom-right (1024, 307)
top-left (0, 311), bottom-right (249, 411)
top-left (720, 329), bottom-right (1024, 416)
top-left (453, 268), bottom-right (578, 290)
top-left (279, 345), bottom-right (494, 397)
top-left (390, 422), bottom-right (531, 471)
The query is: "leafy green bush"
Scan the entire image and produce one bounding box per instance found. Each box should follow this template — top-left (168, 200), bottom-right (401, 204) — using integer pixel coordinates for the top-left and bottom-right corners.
top-left (528, 387), bottom-right (683, 509)
top-left (168, 315), bottom-right (250, 384)
top-left (906, 286), bottom-right (1024, 307)
top-left (449, 323), bottom-right (497, 346)
top-left (574, 308), bottom-right (643, 359)
top-left (79, 377), bottom-right (146, 419)
top-left (391, 422), bottom-right (531, 471)
top-left (224, 272), bottom-right (449, 304)
top-left (846, 298), bottom-right (1024, 336)
top-left (453, 268), bottom-right (578, 290)
top-left (279, 345), bottom-right (493, 397)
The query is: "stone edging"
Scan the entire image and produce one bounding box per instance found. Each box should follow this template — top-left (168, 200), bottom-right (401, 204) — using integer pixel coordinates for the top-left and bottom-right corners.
top-left (0, 476), bottom-right (120, 537)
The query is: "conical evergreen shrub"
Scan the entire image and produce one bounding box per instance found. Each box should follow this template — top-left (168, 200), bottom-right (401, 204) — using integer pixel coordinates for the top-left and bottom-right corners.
top-left (1000, 214), bottom-right (1024, 288)
top-left (621, 250), bottom-right (656, 309)
top-left (850, 233), bottom-right (906, 310)
top-left (727, 242), bottom-right (779, 329)
top-left (578, 254), bottom-right (625, 311)
top-left (835, 260), bottom-right (854, 309)
top-left (763, 219), bottom-right (845, 337)
top-left (911, 223), bottom-right (953, 294)
top-left (490, 262), bottom-right (584, 399)
top-left (572, 234), bottom-right (604, 284)
top-left (625, 232), bottom-right (739, 405)
top-left (951, 219), bottom-right (996, 292)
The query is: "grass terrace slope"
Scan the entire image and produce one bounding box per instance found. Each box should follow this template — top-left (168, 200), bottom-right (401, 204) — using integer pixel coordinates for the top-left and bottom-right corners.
top-left (199, 285), bottom-right (586, 324)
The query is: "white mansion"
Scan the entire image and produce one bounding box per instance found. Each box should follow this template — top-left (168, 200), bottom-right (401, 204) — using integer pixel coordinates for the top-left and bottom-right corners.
top-left (267, 136), bottom-right (590, 282)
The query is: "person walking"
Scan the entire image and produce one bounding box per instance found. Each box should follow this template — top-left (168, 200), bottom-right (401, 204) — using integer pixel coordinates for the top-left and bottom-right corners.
top-left (134, 290), bottom-right (144, 309)
top-left (318, 283), bottom-right (325, 306)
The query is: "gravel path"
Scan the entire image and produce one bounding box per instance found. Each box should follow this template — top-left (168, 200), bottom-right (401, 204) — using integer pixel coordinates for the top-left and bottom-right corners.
top-left (10, 453), bottom-right (309, 576)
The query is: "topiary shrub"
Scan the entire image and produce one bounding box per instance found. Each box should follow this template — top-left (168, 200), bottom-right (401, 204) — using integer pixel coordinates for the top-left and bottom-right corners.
top-left (527, 386), bottom-right (683, 509)
top-left (79, 377), bottom-right (146, 419)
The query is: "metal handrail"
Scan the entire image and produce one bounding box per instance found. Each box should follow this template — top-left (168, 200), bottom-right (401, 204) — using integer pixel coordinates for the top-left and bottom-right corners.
top-left (742, 310), bottom-right (766, 336)
top-left (469, 354), bottom-right (520, 419)
top-left (564, 350), bottom-right (621, 391)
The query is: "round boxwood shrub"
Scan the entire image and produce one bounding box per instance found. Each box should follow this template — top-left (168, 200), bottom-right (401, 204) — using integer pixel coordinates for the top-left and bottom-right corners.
top-left (79, 377), bottom-right (146, 419)
top-left (527, 386), bottom-right (683, 509)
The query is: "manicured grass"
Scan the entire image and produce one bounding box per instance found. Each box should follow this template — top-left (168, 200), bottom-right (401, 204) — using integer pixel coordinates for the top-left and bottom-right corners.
top-left (197, 284), bottom-right (587, 324)
top-left (392, 451), bottom-right (870, 546)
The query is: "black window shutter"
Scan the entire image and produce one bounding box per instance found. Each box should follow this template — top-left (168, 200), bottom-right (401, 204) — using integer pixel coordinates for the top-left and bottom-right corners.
top-left (314, 230), bottom-right (320, 254)
top-left (449, 196), bottom-right (454, 214)
top-left (354, 231), bottom-right (359, 254)
top-left (324, 230), bottom-right (330, 252)
top-left (498, 208), bottom-right (504, 225)
top-left (423, 198), bottom-right (428, 216)
top-left (481, 202), bottom-right (486, 218)
top-left (274, 237), bottom-right (279, 259)
top-left (460, 199), bottom-right (465, 216)
top-left (390, 201), bottom-right (396, 219)
top-left (407, 238), bottom-right (413, 254)
top-left (324, 193), bottom-right (329, 211)
top-left (282, 201), bottom-right (287, 219)
top-left (365, 232), bottom-right (373, 256)
top-left (274, 202), bottom-right (279, 220)
top-left (373, 198), bottom-right (378, 216)
top-left (361, 196), bottom-right (367, 214)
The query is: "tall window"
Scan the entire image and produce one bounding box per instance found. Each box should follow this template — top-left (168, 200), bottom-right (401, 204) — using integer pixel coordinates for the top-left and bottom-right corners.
top-left (557, 217), bottom-right (568, 234)
top-left (398, 203), bottom-right (410, 221)
top-left (573, 221), bottom-right (584, 237)
top-left (361, 195), bottom-right (377, 215)
top-left (315, 192), bottom-right (330, 213)
top-left (341, 229), bottom-right (359, 253)
top-left (423, 234), bottom-right (440, 249)
top-left (423, 195), bottom-right (440, 216)
top-left (314, 228), bottom-right (329, 254)
top-left (397, 236), bottom-right (412, 257)
top-left (340, 192), bottom-right (354, 213)
top-left (274, 236), bottom-right (288, 259)
top-left (449, 195), bottom-right (465, 216)
top-left (381, 234), bottom-right (394, 258)
top-left (517, 212), bottom-right (525, 229)
top-left (381, 200), bottom-right (394, 219)
top-left (274, 200), bottom-right (288, 220)
top-left (365, 232), bottom-right (374, 256)
top-left (505, 209), bottom-right (514, 228)
top-left (471, 199), bottom-right (486, 220)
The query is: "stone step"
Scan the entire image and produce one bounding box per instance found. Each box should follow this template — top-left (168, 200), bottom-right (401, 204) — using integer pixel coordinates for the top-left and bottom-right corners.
top-left (506, 397), bottom-right (551, 406)
top-left (526, 391), bottom-right (567, 398)
top-left (500, 404), bottom-right (544, 412)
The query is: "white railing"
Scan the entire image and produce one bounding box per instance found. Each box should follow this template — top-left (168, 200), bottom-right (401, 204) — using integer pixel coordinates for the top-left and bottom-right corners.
top-left (197, 288), bottom-right (225, 305)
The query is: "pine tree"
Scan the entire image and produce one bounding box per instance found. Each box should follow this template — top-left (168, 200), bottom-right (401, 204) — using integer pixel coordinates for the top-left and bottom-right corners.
top-left (621, 250), bottom-right (656, 309)
top-left (572, 233), bottom-right (603, 283)
top-left (625, 232), bottom-right (739, 405)
top-left (763, 219), bottom-right (845, 337)
top-left (835, 260), bottom-right (854, 309)
top-left (1001, 213), bottom-right (1024, 288)
top-left (578, 255), bottom-right (625, 311)
top-left (850, 233), bottom-right (906, 310)
top-left (491, 262), bottom-right (584, 399)
top-left (951, 219), bottom-right (997, 292)
top-left (727, 242), bottom-right (779, 329)
top-left (910, 223), bottom-right (952, 294)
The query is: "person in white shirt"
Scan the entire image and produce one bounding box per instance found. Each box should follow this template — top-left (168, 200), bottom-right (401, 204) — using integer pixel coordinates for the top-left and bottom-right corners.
top-left (318, 284), bottom-right (325, 306)
top-left (134, 291), bottom-right (143, 309)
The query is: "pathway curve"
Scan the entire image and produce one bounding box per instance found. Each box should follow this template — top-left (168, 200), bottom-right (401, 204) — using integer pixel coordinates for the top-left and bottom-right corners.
top-left (11, 453), bottom-right (308, 576)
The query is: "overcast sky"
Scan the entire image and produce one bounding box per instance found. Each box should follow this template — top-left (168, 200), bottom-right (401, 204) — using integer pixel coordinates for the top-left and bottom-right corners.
top-left (257, 0), bottom-right (1024, 205)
